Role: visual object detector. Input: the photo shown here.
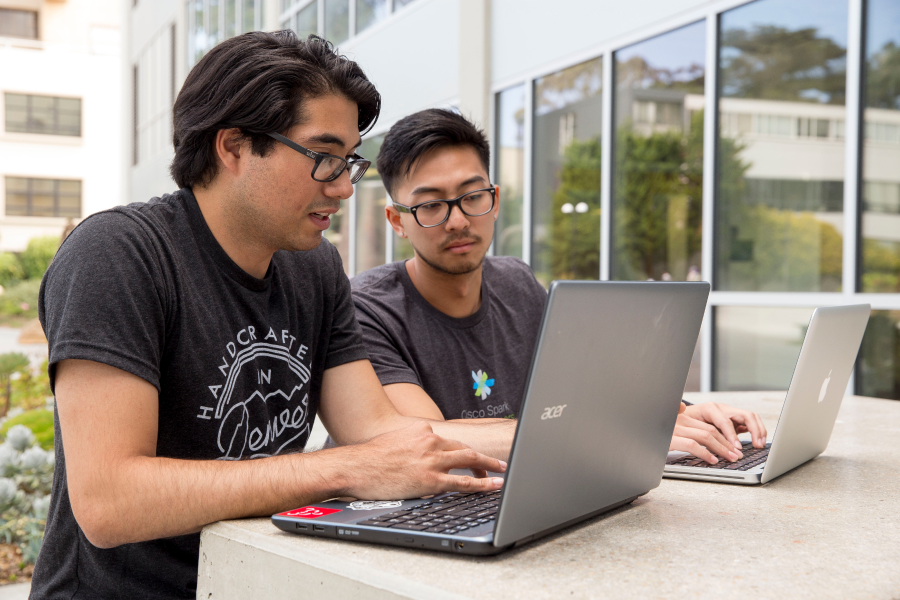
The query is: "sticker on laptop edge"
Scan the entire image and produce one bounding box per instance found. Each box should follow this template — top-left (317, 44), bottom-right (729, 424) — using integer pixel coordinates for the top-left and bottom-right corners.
top-left (348, 500), bottom-right (403, 511)
top-left (279, 506), bottom-right (342, 519)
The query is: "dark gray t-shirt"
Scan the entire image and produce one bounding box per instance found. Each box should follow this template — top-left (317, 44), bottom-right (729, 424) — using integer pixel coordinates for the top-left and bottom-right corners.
top-left (351, 257), bottom-right (546, 420)
top-left (33, 189), bottom-right (367, 599)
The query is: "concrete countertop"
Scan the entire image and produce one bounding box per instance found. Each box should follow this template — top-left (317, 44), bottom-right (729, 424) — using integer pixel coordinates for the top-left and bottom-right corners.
top-left (198, 392), bottom-right (900, 599)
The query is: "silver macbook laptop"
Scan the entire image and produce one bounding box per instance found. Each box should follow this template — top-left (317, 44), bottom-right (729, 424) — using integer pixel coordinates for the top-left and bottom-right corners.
top-left (273, 280), bottom-right (710, 555)
top-left (664, 304), bottom-right (870, 485)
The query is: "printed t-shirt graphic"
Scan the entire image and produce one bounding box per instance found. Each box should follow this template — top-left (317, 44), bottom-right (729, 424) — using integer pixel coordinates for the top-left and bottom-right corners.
top-left (208, 326), bottom-right (314, 460)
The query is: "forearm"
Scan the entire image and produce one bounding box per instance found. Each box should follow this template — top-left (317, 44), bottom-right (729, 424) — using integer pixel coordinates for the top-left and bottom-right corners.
top-left (427, 418), bottom-right (516, 461)
top-left (74, 448), bottom-right (351, 548)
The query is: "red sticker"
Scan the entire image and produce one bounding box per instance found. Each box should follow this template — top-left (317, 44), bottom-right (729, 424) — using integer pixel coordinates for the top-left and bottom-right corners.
top-left (278, 506), bottom-right (342, 519)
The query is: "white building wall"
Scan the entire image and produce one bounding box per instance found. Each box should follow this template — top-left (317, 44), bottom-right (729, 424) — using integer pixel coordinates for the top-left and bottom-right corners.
top-left (0, 0), bottom-right (123, 251)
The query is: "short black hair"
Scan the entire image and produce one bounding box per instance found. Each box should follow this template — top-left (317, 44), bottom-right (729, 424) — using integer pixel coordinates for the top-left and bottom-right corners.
top-left (376, 109), bottom-right (490, 199)
top-left (170, 31), bottom-right (380, 189)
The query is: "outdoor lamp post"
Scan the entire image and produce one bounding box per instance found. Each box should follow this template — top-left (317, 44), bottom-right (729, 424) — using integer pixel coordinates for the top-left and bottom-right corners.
top-left (561, 202), bottom-right (589, 277)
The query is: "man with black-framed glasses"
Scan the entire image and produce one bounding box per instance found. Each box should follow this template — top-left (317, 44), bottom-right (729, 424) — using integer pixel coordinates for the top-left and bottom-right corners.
top-left (352, 108), bottom-right (768, 466)
top-left (33, 35), bottom-right (510, 599)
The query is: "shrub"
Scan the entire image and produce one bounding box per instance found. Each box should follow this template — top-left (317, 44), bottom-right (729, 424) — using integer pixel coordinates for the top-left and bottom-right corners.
top-left (0, 279), bottom-right (41, 321)
top-left (19, 236), bottom-right (59, 281)
top-left (0, 253), bottom-right (24, 288)
top-left (0, 423), bottom-right (53, 564)
top-left (1, 411), bottom-right (53, 451)
top-left (12, 359), bottom-right (52, 413)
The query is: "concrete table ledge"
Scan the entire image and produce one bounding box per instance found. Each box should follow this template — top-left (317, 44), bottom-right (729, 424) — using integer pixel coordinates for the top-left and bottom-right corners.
top-left (198, 392), bottom-right (900, 599)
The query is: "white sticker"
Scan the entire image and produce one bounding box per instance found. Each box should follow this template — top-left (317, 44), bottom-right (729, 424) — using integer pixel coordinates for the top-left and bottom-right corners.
top-left (348, 500), bottom-right (403, 511)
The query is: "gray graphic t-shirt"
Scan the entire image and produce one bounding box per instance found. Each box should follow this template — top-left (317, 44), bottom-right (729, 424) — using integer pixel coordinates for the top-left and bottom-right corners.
top-left (33, 189), bottom-right (367, 599)
top-left (351, 257), bottom-right (546, 420)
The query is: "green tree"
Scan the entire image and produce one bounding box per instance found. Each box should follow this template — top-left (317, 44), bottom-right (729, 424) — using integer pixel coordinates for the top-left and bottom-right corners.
top-left (0, 253), bottom-right (24, 288)
top-left (0, 354), bottom-right (29, 418)
top-left (546, 138), bottom-right (602, 279)
top-left (721, 25), bottom-right (847, 104)
top-left (19, 236), bottom-right (60, 280)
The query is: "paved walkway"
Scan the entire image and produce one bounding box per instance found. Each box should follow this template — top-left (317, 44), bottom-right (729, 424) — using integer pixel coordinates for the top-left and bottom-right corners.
top-left (0, 327), bottom-right (47, 368)
top-left (0, 583), bottom-right (29, 599)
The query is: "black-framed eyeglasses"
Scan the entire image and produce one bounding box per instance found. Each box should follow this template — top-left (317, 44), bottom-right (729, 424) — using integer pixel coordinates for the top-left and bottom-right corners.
top-left (393, 187), bottom-right (496, 228)
top-left (267, 132), bottom-right (371, 184)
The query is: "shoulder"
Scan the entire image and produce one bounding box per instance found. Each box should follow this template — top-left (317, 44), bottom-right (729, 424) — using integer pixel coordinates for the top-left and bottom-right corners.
top-left (484, 256), bottom-right (545, 295)
top-left (60, 191), bottom-right (187, 252)
top-left (351, 262), bottom-right (405, 300)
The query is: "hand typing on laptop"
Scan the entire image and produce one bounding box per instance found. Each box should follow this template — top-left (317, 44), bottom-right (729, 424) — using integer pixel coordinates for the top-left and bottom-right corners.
top-left (670, 401), bottom-right (768, 464)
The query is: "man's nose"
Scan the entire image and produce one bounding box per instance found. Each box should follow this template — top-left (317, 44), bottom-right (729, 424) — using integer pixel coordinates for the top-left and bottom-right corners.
top-left (324, 168), bottom-right (354, 200)
top-left (445, 204), bottom-right (470, 230)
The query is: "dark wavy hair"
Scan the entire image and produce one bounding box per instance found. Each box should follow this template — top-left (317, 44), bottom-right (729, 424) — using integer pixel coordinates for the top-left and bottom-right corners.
top-left (170, 31), bottom-right (380, 189)
top-left (376, 109), bottom-right (490, 198)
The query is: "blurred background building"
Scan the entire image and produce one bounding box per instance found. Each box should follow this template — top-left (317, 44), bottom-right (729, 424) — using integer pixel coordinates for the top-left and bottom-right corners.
top-left (0, 0), bottom-right (122, 251)
top-left (14, 0), bottom-right (900, 399)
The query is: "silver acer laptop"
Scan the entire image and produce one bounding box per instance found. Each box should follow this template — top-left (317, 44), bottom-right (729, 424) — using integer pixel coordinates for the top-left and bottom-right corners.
top-left (664, 304), bottom-right (870, 485)
top-left (272, 280), bottom-right (710, 555)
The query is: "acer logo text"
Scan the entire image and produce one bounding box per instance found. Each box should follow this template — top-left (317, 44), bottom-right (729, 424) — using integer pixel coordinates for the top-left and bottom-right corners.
top-left (541, 405), bottom-right (567, 420)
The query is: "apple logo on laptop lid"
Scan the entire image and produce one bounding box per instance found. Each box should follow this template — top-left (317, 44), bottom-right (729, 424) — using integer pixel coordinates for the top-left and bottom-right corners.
top-left (818, 369), bottom-right (832, 403)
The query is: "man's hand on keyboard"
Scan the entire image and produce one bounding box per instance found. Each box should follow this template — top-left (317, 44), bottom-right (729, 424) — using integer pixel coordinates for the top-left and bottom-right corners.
top-left (683, 402), bottom-right (767, 452)
top-left (670, 402), bottom-right (743, 464)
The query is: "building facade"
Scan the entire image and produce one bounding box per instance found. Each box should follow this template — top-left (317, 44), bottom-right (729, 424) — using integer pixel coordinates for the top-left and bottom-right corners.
top-left (0, 0), bottom-right (122, 251)
top-left (126, 0), bottom-right (900, 399)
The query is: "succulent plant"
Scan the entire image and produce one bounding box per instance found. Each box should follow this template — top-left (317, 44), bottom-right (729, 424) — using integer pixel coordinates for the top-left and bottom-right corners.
top-left (31, 494), bottom-right (50, 519)
top-left (0, 477), bottom-right (18, 510)
top-left (6, 424), bottom-right (35, 452)
top-left (19, 446), bottom-right (50, 470)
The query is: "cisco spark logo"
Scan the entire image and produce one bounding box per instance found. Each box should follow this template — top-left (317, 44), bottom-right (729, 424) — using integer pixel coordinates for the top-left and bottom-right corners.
top-left (472, 370), bottom-right (495, 398)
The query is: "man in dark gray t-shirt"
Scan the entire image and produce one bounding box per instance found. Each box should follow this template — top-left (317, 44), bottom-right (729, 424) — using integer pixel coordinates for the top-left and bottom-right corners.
top-left (32, 35), bottom-right (511, 600)
top-left (353, 109), bottom-right (769, 465)
top-left (353, 255), bottom-right (545, 420)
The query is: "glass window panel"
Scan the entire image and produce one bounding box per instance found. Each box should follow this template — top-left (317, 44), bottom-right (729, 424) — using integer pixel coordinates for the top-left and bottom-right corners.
top-left (225, 0), bottom-right (237, 38)
top-left (532, 57), bottom-right (603, 286)
top-left (392, 231), bottom-right (414, 262)
top-left (4, 177), bottom-right (28, 193)
top-left (716, 0), bottom-right (848, 292)
top-left (31, 191), bottom-right (56, 218)
top-left (355, 135), bottom-right (387, 274)
top-left (612, 20), bottom-right (705, 282)
top-left (209, 0), bottom-right (221, 46)
top-left (242, 0), bottom-right (256, 32)
top-left (356, 0), bottom-right (387, 34)
top-left (324, 0), bottom-right (349, 44)
top-left (394, 0), bottom-right (415, 8)
top-left (192, 0), bottom-right (206, 63)
top-left (323, 205), bottom-right (350, 274)
top-left (860, 0), bottom-right (900, 293)
top-left (495, 84), bottom-right (526, 259)
top-left (715, 306), bottom-right (814, 391)
top-left (295, 2), bottom-right (317, 38)
top-left (0, 8), bottom-right (38, 40)
top-left (856, 310), bottom-right (900, 400)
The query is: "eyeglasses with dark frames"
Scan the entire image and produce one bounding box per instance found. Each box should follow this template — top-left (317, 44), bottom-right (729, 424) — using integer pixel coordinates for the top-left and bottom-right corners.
top-left (392, 187), bottom-right (496, 228)
top-left (267, 132), bottom-right (371, 184)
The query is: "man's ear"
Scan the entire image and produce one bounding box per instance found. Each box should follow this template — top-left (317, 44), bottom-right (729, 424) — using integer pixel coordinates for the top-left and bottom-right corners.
top-left (385, 205), bottom-right (406, 237)
top-left (213, 128), bottom-right (246, 178)
top-left (492, 185), bottom-right (501, 220)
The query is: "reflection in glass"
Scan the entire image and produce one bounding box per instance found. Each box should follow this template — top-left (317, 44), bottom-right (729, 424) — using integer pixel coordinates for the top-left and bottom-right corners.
top-left (613, 21), bottom-right (705, 281)
top-left (243, 0), bottom-right (256, 32)
top-left (392, 227), bottom-right (415, 262)
top-left (716, 0), bottom-right (848, 292)
top-left (355, 135), bottom-right (387, 274)
top-left (295, 2), bottom-right (317, 38)
top-left (209, 0), bottom-right (220, 47)
top-left (495, 85), bottom-right (526, 259)
top-left (324, 0), bottom-right (349, 44)
top-left (532, 58), bottom-right (603, 286)
top-left (225, 0), bottom-right (237, 38)
top-left (860, 0), bottom-right (900, 293)
top-left (857, 310), bottom-right (900, 400)
top-left (715, 306), bottom-right (814, 391)
top-left (192, 0), bottom-right (206, 63)
top-left (356, 0), bottom-right (388, 34)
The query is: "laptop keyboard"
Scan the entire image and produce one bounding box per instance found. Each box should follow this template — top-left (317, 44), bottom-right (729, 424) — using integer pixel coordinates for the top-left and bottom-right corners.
top-left (355, 491), bottom-right (501, 535)
top-left (666, 442), bottom-right (770, 471)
